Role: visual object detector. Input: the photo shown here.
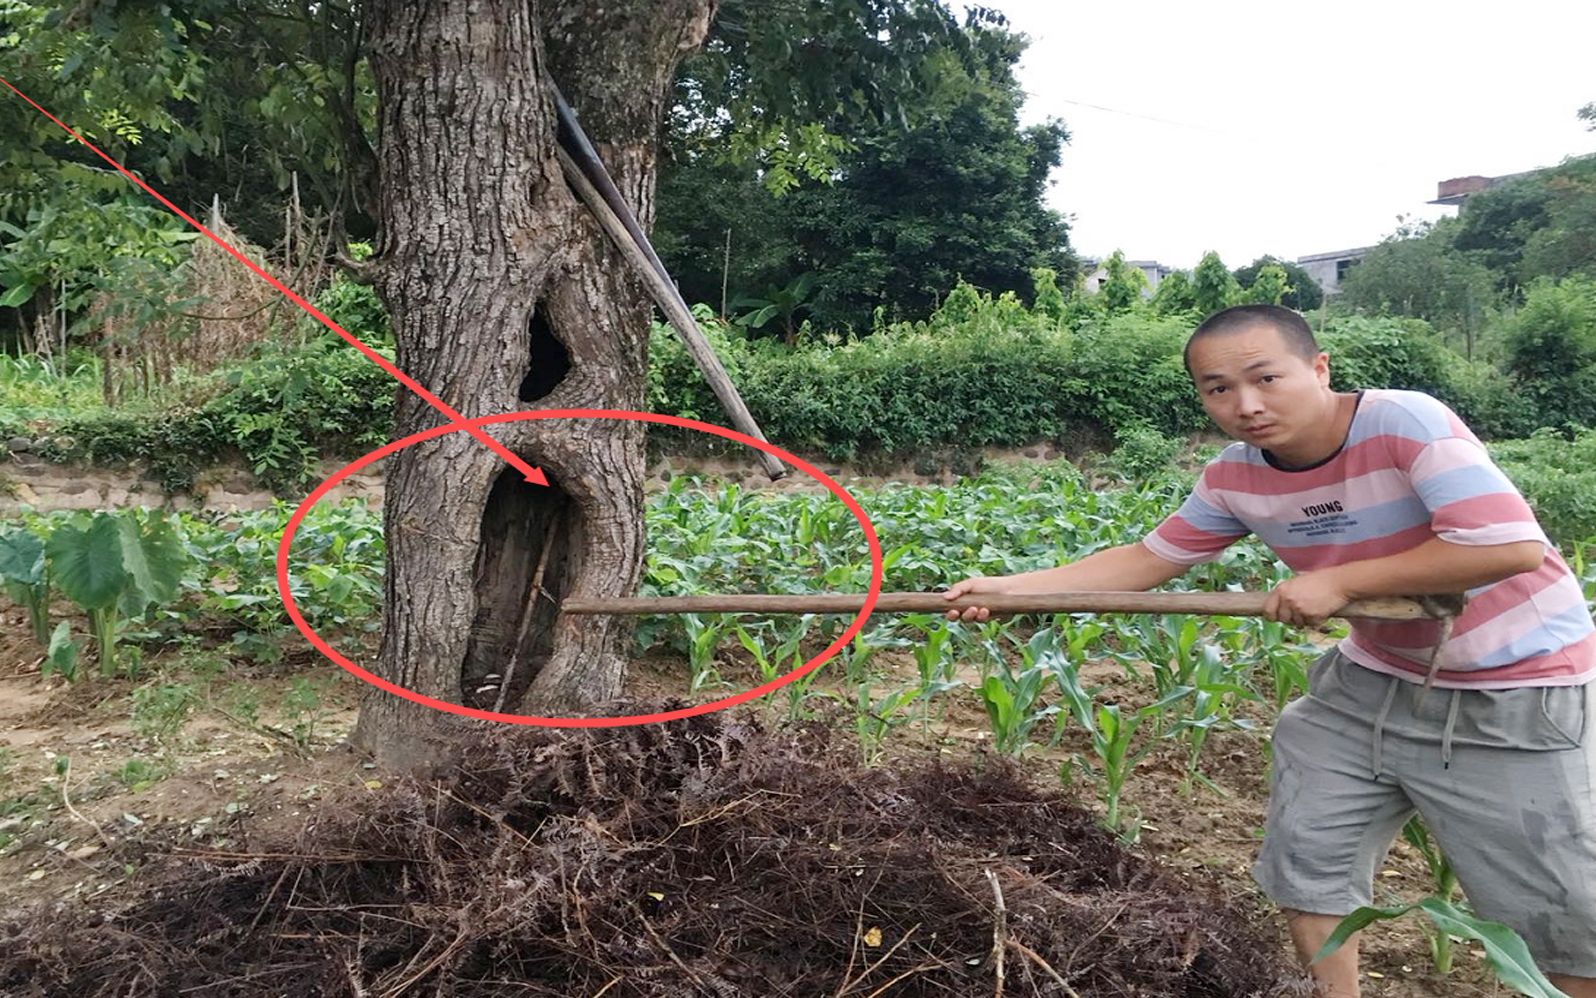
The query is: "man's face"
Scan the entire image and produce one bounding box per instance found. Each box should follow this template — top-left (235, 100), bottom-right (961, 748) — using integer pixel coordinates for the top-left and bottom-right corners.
top-left (1186, 324), bottom-right (1331, 449)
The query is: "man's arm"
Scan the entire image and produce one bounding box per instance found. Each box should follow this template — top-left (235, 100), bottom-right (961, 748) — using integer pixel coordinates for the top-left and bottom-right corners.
top-left (944, 542), bottom-right (1188, 622)
top-left (1267, 537), bottom-right (1545, 627)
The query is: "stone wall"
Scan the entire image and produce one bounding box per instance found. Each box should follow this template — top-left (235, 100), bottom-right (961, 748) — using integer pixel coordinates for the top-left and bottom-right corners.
top-left (0, 442), bottom-right (1071, 516)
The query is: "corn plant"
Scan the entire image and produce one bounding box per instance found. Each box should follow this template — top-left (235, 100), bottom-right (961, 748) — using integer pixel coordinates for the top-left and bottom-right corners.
top-left (733, 614), bottom-right (823, 719)
top-left (1050, 656), bottom-right (1178, 836)
top-left (681, 613), bottom-right (732, 692)
top-left (1400, 816), bottom-right (1463, 974)
top-left (1162, 642), bottom-right (1258, 794)
top-left (1318, 899), bottom-right (1567, 998)
top-left (901, 613), bottom-right (963, 730)
top-left (978, 629), bottom-right (1066, 756)
top-left (852, 680), bottom-right (918, 766)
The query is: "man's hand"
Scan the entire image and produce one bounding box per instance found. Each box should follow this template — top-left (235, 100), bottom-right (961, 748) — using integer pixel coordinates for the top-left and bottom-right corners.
top-left (942, 576), bottom-right (1008, 622)
top-left (1265, 571), bottom-right (1352, 627)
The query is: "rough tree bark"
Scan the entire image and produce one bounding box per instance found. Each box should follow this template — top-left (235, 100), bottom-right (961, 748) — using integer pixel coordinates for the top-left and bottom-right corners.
top-left (352, 0), bottom-right (715, 773)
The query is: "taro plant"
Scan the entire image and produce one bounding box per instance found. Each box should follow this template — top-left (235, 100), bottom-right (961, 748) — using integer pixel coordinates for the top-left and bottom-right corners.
top-left (43, 621), bottom-right (78, 681)
top-left (0, 526), bottom-right (50, 644)
top-left (44, 509), bottom-right (188, 679)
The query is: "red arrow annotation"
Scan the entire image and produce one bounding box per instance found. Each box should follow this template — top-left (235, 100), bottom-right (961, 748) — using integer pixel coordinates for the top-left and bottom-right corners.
top-left (1, 78), bottom-right (548, 487)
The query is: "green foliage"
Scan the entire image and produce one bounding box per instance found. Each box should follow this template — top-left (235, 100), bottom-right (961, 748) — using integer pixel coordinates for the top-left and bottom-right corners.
top-left (1150, 270), bottom-right (1198, 317)
top-left (1321, 316), bottom-right (1458, 396)
top-left (1029, 266), bottom-right (1066, 325)
top-left (1501, 276), bottom-right (1596, 430)
top-left (731, 272), bottom-right (816, 343)
top-left (1455, 155), bottom-right (1596, 290)
top-left (1234, 256), bottom-right (1323, 311)
top-left (1489, 428), bottom-right (1596, 545)
top-left (1101, 425), bottom-right (1184, 482)
top-left (659, 12), bottom-right (1073, 332)
top-left (25, 338), bottom-right (397, 492)
top-left (1241, 263), bottom-right (1291, 305)
top-left (115, 757), bottom-right (169, 792)
top-left (131, 681), bottom-right (199, 743)
top-left (306, 271), bottom-right (391, 344)
top-left (1096, 251), bottom-right (1148, 315)
top-left (1337, 217), bottom-right (1497, 356)
top-left (1190, 252), bottom-right (1240, 317)
top-left (672, 0), bottom-right (966, 192)
top-left (1317, 898), bottom-right (1568, 997)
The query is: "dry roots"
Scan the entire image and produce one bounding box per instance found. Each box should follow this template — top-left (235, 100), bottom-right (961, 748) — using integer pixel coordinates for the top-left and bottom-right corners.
top-left (0, 710), bottom-right (1312, 997)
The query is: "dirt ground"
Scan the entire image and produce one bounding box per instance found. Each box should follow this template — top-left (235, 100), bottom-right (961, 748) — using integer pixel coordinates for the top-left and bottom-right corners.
top-left (0, 600), bottom-right (1514, 996)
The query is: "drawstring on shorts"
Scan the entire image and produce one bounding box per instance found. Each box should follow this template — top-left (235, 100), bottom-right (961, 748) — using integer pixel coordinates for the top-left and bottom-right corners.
top-left (1371, 675), bottom-right (1399, 777)
top-left (1441, 689), bottom-right (1461, 770)
top-left (1369, 672), bottom-right (1465, 775)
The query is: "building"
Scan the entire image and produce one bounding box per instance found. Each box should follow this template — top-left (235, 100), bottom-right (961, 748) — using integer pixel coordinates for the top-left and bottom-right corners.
top-left (1295, 246), bottom-right (1374, 296)
top-left (1079, 257), bottom-right (1176, 297)
top-left (1428, 169), bottom-right (1539, 209)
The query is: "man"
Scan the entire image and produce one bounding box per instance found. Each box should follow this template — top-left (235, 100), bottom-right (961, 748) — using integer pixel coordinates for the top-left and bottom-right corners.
top-left (943, 304), bottom-right (1596, 996)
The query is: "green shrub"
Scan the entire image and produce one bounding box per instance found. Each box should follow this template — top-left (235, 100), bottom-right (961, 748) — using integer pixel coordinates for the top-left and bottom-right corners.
top-left (1101, 425), bottom-right (1185, 482)
top-left (1490, 428), bottom-right (1596, 545)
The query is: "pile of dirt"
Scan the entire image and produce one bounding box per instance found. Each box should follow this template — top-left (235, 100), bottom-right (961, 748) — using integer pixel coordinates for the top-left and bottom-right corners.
top-left (0, 709), bottom-right (1312, 997)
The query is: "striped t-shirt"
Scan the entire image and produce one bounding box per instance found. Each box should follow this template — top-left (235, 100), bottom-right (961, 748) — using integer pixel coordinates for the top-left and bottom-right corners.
top-left (1144, 388), bottom-right (1595, 688)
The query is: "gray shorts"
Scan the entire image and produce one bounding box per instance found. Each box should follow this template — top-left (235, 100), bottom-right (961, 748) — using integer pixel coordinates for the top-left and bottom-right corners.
top-left (1253, 648), bottom-right (1596, 977)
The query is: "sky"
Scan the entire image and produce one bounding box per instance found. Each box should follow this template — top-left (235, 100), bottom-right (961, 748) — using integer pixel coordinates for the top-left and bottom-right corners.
top-left (986, 0), bottom-right (1596, 271)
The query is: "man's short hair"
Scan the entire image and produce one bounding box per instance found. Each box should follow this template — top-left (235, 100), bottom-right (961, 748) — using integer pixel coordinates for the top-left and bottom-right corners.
top-left (1183, 304), bottom-right (1319, 374)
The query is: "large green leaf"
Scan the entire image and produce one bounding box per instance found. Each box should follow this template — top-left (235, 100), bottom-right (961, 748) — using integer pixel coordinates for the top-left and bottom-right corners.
top-left (1315, 899), bottom-right (1568, 998)
top-left (0, 529), bottom-right (45, 585)
top-left (117, 513), bottom-right (187, 608)
top-left (44, 621), bottom-right (78, 681)
top-left (0, 283), bottom-right (37, 308)
top-left (47, 515), bottom-right (127, 611)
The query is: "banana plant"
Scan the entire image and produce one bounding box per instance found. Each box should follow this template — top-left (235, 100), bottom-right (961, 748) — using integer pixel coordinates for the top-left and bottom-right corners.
top-left (0, 526), bottom-right (50, 644)
top-left (45, 510), bottom-right (187, 679)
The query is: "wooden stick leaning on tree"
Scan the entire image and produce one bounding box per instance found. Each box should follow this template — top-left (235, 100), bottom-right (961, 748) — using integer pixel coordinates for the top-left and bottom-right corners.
top-left (552, 88), bottom-right (787, 482)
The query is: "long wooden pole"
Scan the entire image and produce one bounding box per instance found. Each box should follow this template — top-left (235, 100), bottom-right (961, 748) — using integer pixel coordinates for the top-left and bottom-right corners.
top-left (552, 92), bottom-right (787, 482)
top-left (560, 591), bottom-right (1457, 621)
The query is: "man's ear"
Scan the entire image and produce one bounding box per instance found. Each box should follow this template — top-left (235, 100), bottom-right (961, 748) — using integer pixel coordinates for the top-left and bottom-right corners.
top-left (1314, 351), bottom-right (1331, 385)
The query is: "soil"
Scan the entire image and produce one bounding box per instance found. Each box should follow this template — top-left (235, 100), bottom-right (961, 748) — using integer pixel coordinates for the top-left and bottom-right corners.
top-left (0, 601), bottom-right (1513, 997)
top-left (0, 453), bottom-right (1520, 996)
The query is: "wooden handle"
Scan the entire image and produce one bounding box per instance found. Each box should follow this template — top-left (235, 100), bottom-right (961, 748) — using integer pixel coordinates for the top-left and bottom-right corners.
top-left (558, 591), bottom-right (1459, 621)
top-left (555, 142), bottom-right (786, 481)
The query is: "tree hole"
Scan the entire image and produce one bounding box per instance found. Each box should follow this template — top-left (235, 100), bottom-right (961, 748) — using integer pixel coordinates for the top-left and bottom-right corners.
top-left (461, 467), bottom-right (576, 709)
top-left (519, 303), bottom-right (571, 402)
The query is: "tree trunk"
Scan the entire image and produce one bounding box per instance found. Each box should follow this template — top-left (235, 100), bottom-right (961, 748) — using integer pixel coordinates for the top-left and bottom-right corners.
top-left (353, 0), bottom-right (714, 773)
